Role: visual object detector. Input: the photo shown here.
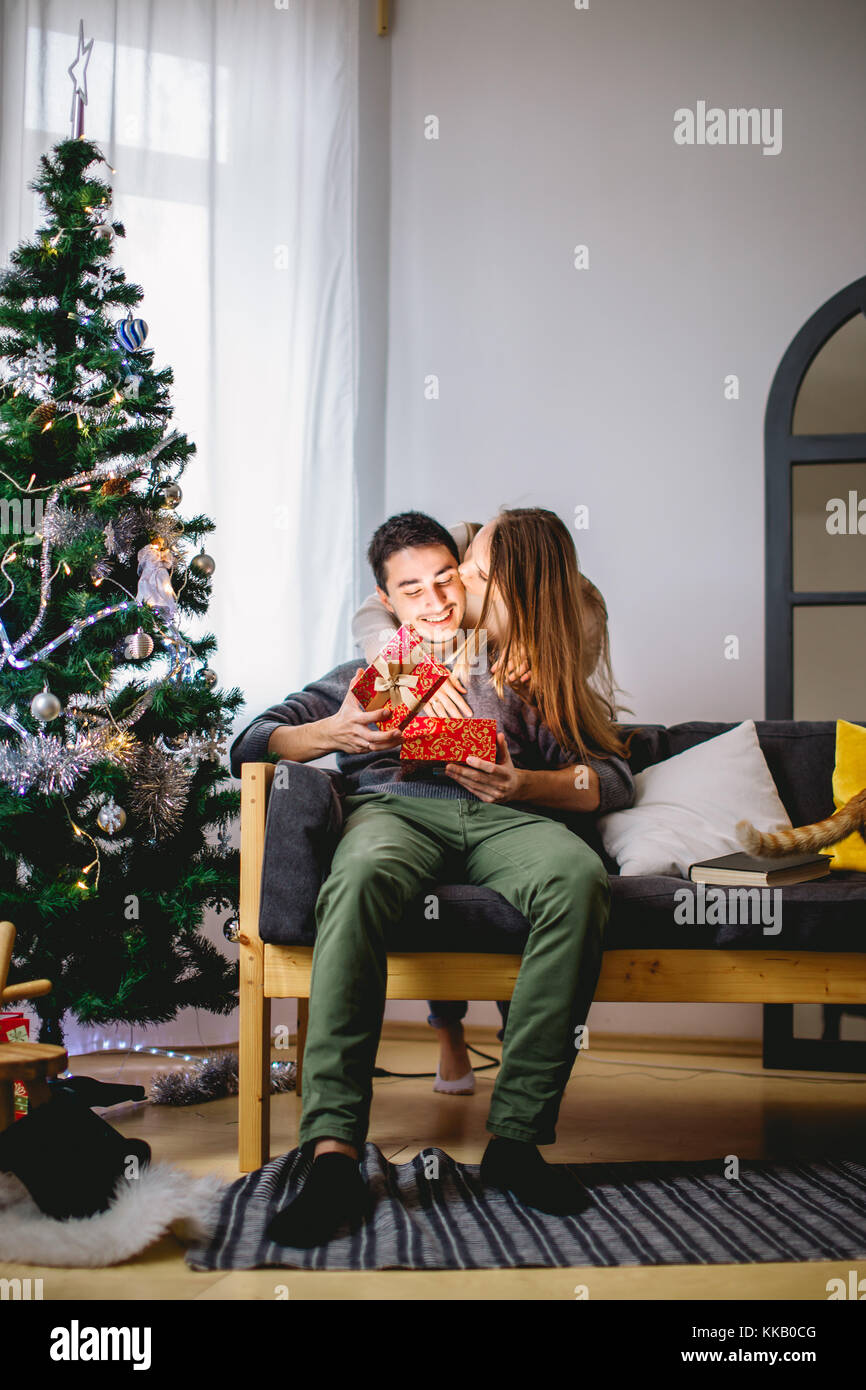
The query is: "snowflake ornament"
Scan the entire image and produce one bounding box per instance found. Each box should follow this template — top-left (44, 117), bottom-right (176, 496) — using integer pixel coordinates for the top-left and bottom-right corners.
top-left (9, 339), bottom-right (57, 390)
top-left (89, 265), bottom-right (113, 300)
top-left (28, 339), bottom-right (57, 376)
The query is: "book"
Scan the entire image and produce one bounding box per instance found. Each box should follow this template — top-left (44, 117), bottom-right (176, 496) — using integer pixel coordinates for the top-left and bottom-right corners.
top-left (688, 851), bottom-right (832, 887)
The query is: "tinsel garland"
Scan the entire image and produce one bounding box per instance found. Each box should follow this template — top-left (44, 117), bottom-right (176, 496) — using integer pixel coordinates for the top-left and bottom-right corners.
top-left (149, 1051), bottom-right (296, 1105)
top-left (0, 724), bottom-right (136, 795)
top-left (0, 684), bottom-right (161, 794)
top-left (43, 505), bottom-right (104, 546)
top-left (126, 743), bottom-right (192, 838)
top-left (104, 506), bottom-right (184, 566)
top-left (45, 503), bottom-right (184, 562)
top-left (65, 684), bottom-right (157, 729)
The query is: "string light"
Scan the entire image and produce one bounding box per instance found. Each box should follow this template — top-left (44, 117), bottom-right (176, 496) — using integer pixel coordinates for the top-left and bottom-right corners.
top-left (57, 1042), bottom-right (285, 1069)
top-left (62, 797), bottom-right (101, 890)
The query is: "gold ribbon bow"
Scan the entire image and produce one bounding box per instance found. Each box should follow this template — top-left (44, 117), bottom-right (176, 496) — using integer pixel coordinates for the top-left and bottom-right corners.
top-left (371, 657), bottom-right (420, 707)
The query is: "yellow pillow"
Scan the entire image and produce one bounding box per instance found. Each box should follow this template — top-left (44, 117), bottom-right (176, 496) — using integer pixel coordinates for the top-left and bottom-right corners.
top-left (820, 719), bottom-right (866, 871)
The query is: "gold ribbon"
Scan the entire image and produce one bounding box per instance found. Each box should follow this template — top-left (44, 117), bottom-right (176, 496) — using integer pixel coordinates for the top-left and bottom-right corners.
top-left (371, 655), bottom-right (421, 707)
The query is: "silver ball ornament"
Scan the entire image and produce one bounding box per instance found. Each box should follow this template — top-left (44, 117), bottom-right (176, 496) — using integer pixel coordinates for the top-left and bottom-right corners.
top-left (97, 799), bottom-right (127, 835)
top-left (191, 550), bottom-right (215, 577)
top-left (157, 482), bottom-right (182, 509)
top-left (223, 919), bottom-right (241, 944)
top-left (30, 689), bottom-right (61, 721)
top-left (199, 668), bottom-right (218, 689)
top-left (123, 628), bottom-right (154, 661)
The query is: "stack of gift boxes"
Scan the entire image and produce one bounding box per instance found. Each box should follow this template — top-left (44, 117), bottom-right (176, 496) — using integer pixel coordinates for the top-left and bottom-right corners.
top-left (0, 1012), bottom-right (30, 1120)
top-left (350, 623), bottom-right (496, 763)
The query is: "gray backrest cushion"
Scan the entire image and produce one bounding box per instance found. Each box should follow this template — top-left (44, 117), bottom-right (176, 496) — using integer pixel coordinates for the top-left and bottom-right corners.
top-left (622, 720), bottom-right (848, 825)
top-left (257, 762), bottom-right (344, 942)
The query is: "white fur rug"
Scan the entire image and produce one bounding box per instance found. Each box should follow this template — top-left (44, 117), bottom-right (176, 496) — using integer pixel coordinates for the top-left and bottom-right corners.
top-left (0, 1163), bottom-right (228, 1267)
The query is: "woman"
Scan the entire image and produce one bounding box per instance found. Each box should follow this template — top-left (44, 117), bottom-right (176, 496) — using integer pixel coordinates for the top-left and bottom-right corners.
top-left (352, 508), bottom-right (631, 1092)
top-left (353, 520), bottom-right (620, 723)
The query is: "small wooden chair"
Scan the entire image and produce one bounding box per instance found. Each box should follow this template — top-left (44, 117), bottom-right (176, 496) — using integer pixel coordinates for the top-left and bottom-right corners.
top-left (0, 921), bottom-right (67, 1132)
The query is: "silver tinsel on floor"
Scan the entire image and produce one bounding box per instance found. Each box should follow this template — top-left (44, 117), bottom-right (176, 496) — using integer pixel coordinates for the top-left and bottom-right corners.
top-left (149, 1051), bottom-right (296, 1105)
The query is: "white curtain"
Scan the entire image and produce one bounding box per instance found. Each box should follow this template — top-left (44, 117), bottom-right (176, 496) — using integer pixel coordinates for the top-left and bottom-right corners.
top-left (0, 0), bottom-right (360, 1055)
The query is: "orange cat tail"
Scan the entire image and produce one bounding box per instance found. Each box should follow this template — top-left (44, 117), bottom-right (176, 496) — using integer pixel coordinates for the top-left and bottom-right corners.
top-left (734, 817), bottom-right (826, 857)
top-left (735, 818), bottom-right (794, 856)
top-left (736, 819), bottom-right (762, 854)
top-left (736, 790), bottom-right (866, 857)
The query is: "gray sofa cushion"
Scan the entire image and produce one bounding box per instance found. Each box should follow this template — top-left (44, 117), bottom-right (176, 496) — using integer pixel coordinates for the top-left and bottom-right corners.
top-left (264, 871), bottom-right (866, 953)
top-left (254, 719), bottom-right (866, 953)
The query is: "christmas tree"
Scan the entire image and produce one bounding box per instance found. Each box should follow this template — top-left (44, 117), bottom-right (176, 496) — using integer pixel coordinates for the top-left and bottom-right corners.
top-left (0, 124), bottom-right (243, 1044)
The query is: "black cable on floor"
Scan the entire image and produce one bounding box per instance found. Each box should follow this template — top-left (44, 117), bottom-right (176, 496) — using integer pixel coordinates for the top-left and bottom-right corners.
top-left (372, 1042), bottom-right (501, 1080)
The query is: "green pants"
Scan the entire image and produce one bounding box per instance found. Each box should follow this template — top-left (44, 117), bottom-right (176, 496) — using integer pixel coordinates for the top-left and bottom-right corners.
top-left (298, 792), bottom-right (611, 1150)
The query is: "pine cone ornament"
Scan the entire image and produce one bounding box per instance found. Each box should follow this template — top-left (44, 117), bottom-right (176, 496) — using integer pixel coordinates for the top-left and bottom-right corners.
top-left (27, 400), bottom-right (56, 426)
top-left (100, 475), bottom-right (131, 497)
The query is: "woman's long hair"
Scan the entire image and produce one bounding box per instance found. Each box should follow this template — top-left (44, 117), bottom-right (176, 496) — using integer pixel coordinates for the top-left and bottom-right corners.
top-left (475, 508), bottom-right (632, 762)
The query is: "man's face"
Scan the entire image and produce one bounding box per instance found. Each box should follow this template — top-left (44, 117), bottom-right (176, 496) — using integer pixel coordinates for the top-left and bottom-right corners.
top-left (378, 543), bottom-right (466, 643)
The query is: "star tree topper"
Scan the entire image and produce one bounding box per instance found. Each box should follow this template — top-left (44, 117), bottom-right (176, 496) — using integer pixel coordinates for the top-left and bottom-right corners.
top-left (67, 19), bottom-right (94, 140)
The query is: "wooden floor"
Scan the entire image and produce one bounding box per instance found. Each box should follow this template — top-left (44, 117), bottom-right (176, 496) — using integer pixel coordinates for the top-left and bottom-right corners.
top-left (3, 1025), bottom-right (866, 1300)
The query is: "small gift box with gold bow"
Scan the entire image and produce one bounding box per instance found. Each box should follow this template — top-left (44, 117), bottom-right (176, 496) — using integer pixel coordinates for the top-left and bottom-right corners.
top-left (0, 1012), bottom-right (30, 1120)
top-left (350, 624), bottom-right (451, 731)
top-left (400, 717), bottom-right (497, 764)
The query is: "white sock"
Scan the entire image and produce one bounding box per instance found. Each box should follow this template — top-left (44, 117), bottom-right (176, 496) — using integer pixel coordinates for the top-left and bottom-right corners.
top-left (433, 1066), bottom-right (475, 1094)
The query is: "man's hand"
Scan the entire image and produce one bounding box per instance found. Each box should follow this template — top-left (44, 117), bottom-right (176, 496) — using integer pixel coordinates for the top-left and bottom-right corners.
top-left (424, 671), bottom-right (473, 719)
top-left (444, 733), bottom-right (525, 804)
top-left (324, 672), bottom-right (404, 754)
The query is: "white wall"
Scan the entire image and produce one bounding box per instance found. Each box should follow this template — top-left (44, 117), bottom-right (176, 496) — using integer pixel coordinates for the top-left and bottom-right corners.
top-left (380, 0), bottom-right (866, 1040)
top-left (385, 0), bottom-right (866, 724)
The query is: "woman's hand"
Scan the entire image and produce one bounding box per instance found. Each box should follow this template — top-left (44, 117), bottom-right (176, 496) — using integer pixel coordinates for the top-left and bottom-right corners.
top-left (324, 672), bottom-right (404, 754)
top-left (424, 672), bottom-right (473, 719)
top-left (490, 649), bottom-right (532, 689)
top-left (444, 733), bottom-right (525, 803)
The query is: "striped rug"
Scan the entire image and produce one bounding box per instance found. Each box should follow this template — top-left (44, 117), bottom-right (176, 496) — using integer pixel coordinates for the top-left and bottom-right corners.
top-left (185, 1144), bottom-right (866, 1271)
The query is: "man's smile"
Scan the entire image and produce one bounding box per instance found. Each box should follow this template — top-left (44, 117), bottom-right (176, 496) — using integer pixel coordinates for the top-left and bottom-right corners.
top-left (420, 605), bottom-right (457, 626)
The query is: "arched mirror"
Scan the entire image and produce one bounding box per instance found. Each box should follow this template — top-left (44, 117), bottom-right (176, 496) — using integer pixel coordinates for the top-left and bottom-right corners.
top-left (765, 276), bottom-right (866, 718)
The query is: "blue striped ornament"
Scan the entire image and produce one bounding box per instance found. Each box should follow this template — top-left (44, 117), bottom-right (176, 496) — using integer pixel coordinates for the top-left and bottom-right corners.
top-left (115, 314), bottom-right (148, 351)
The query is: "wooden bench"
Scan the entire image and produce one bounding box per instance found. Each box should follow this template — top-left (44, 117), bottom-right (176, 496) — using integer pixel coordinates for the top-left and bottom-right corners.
top-left (237, 762), bottom-right (866, 1172)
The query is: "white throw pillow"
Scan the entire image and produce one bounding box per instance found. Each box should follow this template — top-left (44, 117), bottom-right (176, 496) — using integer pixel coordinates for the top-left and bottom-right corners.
top-left (597, 721), bottom-right (793, 877)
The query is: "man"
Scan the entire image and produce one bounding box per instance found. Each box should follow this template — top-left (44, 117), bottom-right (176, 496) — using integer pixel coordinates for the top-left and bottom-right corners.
top-left (230, 512), bottom-right (634, 1247)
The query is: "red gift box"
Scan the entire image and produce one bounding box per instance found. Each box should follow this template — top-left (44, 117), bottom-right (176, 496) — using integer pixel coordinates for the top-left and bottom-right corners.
top-left (0, 1011), bottom-right (31, 1120)
top-left (400, 717), bottom-right (497, 764)
top-left (350, 624), bottom-right (451, 731)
